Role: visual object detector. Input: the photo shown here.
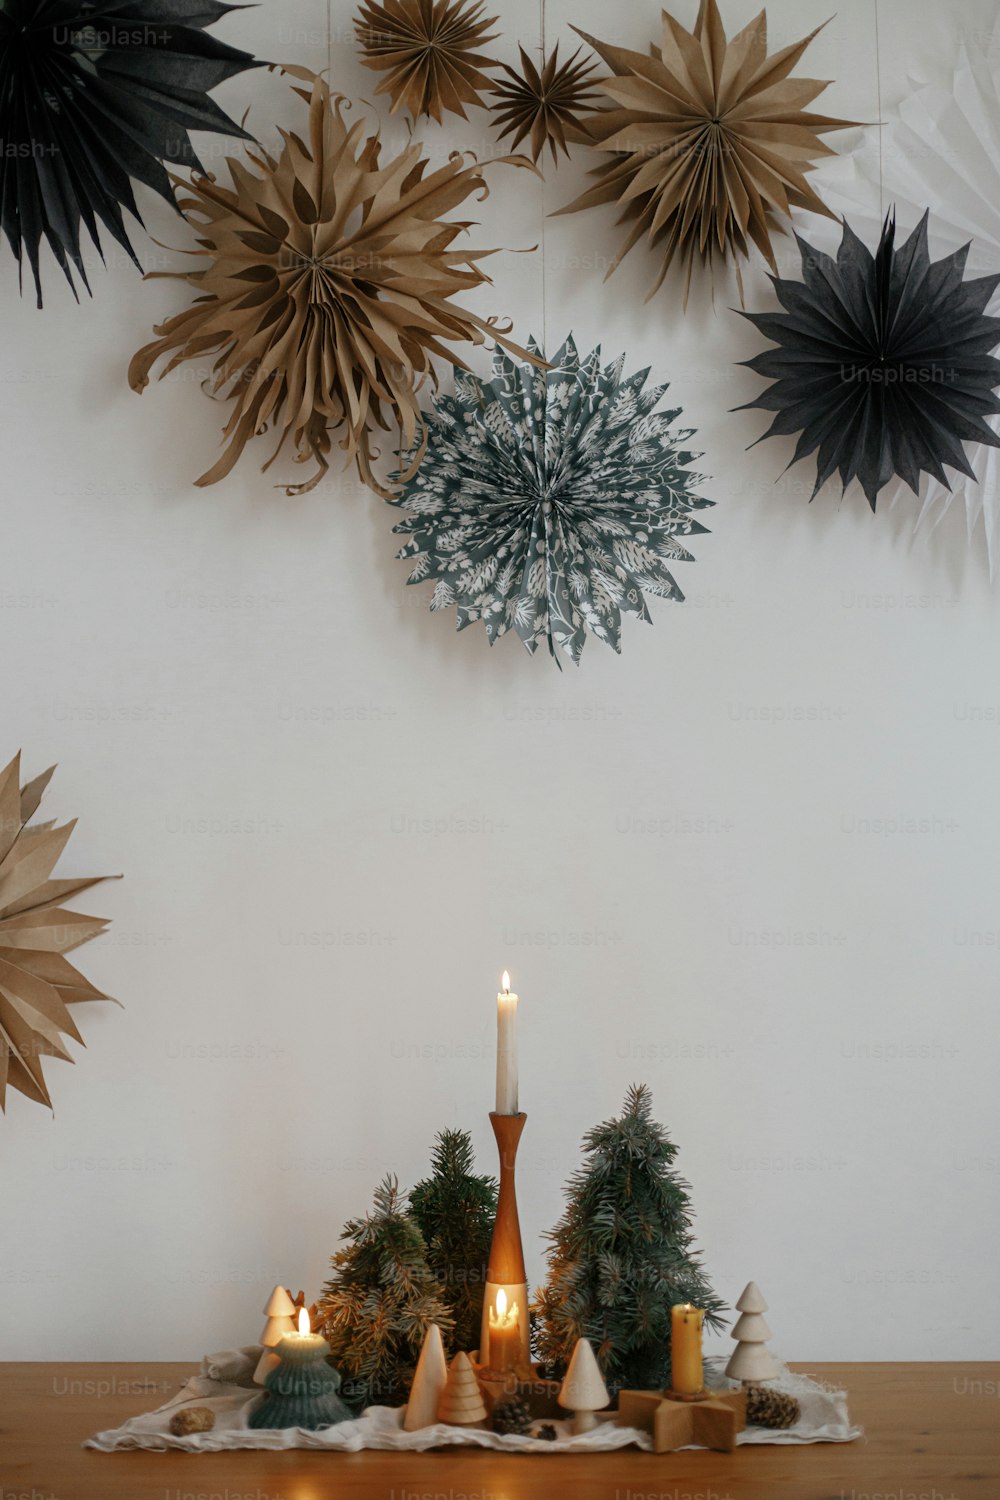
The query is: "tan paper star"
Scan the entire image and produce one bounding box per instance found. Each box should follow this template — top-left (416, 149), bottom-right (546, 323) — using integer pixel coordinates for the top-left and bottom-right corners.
top-left (489, 44), bottom-right (604, 165)
top-left (0, 753), bottom-right (118, 1113)
top-left (355, 0), bottom-right (499, 123)
top-left (129, 72), bottom-right (537, 498)
top-left (559, 0), bottom-right (860, 298)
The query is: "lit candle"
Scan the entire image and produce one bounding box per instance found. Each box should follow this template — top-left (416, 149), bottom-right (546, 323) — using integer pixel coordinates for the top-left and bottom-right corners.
top-left (670, 1303), bottom-right (705, 1395)
top-left (276, 1305), bottom-right (329, 1361)
top-left (487, 1287), bottom-right (521, 1373)
top-left (495, 971), bottom-right (519, 1115)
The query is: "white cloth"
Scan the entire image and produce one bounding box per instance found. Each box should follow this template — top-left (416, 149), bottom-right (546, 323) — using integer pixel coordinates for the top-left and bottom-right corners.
top-left (84, 1353), bottom-right (861, 1453)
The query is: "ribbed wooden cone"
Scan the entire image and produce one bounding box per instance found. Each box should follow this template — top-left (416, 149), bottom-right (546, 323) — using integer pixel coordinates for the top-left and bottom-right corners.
top-left (437, 1351), bottom-right (487, 1426)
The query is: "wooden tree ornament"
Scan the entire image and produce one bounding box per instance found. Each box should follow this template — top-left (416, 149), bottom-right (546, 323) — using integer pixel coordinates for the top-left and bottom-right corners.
top-left (437, 1352), bottom-right (487, 1426)
top-left (725, 1282), bottom-right (779, 1383)
top-left (404, 1324), bottom-right (449, 1431)
top-left (254, 1285), bottom-right (297, 1385)
top-left (557, 1338), bottom-right (610, 1433)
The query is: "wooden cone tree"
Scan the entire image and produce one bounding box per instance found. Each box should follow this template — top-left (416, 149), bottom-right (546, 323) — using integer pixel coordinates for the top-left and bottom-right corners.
top-left (557, 1336), bottom-right (610, 1433)
top-left (254, 1285), bottom-right (297, 1385)
top-left (725, 1282), bottom-right (779, 1383)
top-left (404, 1324), bottom-right (449, 1431)
top-left (437, 1351), bottom-right (487, 1427)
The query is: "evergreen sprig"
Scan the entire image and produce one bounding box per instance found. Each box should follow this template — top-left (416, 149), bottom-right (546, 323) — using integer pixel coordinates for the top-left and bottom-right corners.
top-left (410, 1129), bottom-right (498, 1354)
top-left (317, 1176), bottom-right (453, 1411)
top-left (534, 1084), bottom-right (725, 1394)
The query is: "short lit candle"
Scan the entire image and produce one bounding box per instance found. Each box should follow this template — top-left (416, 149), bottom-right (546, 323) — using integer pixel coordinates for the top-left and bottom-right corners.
top-left (487, 1287), bottom-right (521, 1373)
top-left (275, 1305), bottom-right (329, 1362)
top-left (670, 1303), bottom-right (705, 1395)
top-left (495, 971), bottom-right (519, 1115)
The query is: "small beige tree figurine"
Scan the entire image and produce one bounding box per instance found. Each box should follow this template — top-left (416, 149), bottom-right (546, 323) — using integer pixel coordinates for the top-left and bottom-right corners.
top-left (437, 1351), bottom-right (487, 1427)
top-left (557, 1337), bottom-right (610, 1433)
top-left (725, 1282), bottom-right (779, 1383)
top-left (404, 1324), bottom-right (449, 1431)
top-left (254, 1285), bottom-right (298, 1385)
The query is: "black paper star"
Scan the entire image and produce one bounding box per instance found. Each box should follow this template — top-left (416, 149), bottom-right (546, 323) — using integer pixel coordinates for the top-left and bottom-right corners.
top-left (737, 212), bottom-right (1000, 508)
top-left (0, 0), bottom-right (259, 305)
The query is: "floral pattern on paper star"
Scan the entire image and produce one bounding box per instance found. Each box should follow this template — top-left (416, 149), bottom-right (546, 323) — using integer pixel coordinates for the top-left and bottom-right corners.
top-left (390, 336), bottom-right (713, 666)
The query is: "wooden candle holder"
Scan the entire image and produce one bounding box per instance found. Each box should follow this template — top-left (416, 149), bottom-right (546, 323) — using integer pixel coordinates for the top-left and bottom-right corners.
top-left (479, 1111), bottom-right (531, 1367)
top-left (617, 1386), bottom-right (747, 1453)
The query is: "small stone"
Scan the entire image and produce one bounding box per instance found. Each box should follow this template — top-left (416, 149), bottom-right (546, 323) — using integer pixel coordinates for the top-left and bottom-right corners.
top-left (169, 1405), bottom-right (216, 1436)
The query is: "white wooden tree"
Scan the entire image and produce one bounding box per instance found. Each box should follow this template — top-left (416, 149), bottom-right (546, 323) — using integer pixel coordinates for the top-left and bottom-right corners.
top-left (254, 1285), bottom-right (297, 1385)
top-left (404, 1324), bottom-right (448, 1431)
top-left (557, 1337), bottom-right (610, 1433)
top-left (725, 1282), bottom-right (779, 1383)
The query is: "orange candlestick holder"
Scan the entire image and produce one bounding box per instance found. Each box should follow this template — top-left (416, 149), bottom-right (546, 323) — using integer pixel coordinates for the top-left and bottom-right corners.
top-left (480, 1111), bottom-right (531, 1370)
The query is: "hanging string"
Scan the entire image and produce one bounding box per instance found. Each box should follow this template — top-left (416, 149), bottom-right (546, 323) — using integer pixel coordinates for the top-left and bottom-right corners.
top-left (327, 0), bottom-right (333, 79)
top-left (874, 0), bottom-right (884, 220)
top-left (540, 0), bottom-right (548, 355)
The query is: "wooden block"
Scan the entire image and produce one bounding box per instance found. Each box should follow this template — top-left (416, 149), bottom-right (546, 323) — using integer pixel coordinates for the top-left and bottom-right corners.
top-left (617, 1387), bottom-right (748, 1454)
top-left (617, 1390), bottom-right (664, 1433)
top-left (690, 1390), bottom-right (746, 1452)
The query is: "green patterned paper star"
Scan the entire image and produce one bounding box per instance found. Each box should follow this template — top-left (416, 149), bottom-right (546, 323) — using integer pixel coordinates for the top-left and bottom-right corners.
top-left (390, 336), bottom-right (713, 666)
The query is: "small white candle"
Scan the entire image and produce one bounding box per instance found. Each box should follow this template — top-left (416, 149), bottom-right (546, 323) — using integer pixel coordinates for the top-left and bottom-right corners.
top-left (495, 970), bottom-right (519, 1114)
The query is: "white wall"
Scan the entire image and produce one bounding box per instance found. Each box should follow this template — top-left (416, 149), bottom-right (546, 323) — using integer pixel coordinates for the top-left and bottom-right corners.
top-left (2, 0), bottom-right (998, 1365)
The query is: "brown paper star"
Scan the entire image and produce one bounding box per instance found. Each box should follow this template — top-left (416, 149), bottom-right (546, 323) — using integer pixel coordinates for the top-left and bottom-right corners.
top-left (129, 72), bottom-right (537, 498)
top-left (0, 753), bottom-right (119, 1113)
top-left (489, 44), bottom-right (604, 165)
top-left (558, 0), bottom-right (860, 298)
top-left (355, 0), bottom-right (499, 123)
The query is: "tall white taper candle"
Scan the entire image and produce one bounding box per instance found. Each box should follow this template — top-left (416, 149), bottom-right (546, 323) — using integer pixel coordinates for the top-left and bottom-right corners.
top-left (495, 971), bottom-right (519, 1115)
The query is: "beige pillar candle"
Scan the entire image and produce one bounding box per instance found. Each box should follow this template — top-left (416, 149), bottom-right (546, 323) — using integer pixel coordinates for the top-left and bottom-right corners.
top-left (671, 1303), bottom-right (705, 1394)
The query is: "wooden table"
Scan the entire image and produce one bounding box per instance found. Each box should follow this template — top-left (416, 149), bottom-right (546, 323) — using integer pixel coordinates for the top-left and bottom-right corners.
top-left (1, 1361), bottom-right (997, 1500)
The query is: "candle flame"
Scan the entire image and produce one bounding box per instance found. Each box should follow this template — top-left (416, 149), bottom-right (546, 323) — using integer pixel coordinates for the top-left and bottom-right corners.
top-left (496, 1288), bottom-right (507, 1317)
top-left (298, 1306), bottom-right (310, 1335)
top-left (501, 971), bottom-right (510, 993)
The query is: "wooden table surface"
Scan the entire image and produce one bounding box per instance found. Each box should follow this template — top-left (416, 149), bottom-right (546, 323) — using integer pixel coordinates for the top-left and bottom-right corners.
top-left (1, 1361), bottom-right (997, 1500)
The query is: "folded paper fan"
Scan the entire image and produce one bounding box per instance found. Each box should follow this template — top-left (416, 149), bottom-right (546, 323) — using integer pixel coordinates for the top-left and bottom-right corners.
top-left (390, 334), bottom-right (712, 666)
top-left (0, 0), bottom-right (260, 306)
top-left (557, 0), bottom-right (859, 300)
top-left (489, 44), bottom-right (603, 165)
top-left (798, 49), bottom-right (1000, 573)
top-left (737, 212), bottom-right (1000, 509)
top-left (129, 71), bottom-right (538, 497)
top-left (354, 0), bottom-right (499, 123)
top-left (0, 753), bottom-right (119, 1113)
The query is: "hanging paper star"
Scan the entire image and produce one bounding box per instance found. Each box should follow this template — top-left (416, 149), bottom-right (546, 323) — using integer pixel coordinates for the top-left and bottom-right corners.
top-left (354, 0), bottom-right (499, 124)
top-left (557, 0), bottom-right (858, 298)
top-left (798, 48), bottom-right (1000, 572)
top-left (390, 336), bottom-right (713, 666)
top-left (0, 0), bottom-right (259, 306)
top-left (0, 753), bottom-right (118, 1113)
top-left (737, 212), bottom-right (1000, 509)
top-left (489, 44), bottom-right (603, 165)
top-left (129, 72), bottom-right (536, 497)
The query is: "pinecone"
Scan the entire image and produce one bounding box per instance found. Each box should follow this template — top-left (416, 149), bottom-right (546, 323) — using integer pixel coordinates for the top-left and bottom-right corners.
top-left (534, 1422), bottom-right (557, 1441)
top-left (492, 1396), bottom-right (532, 1435)
top-left (746, 1385), bottom-right (800, 1429)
